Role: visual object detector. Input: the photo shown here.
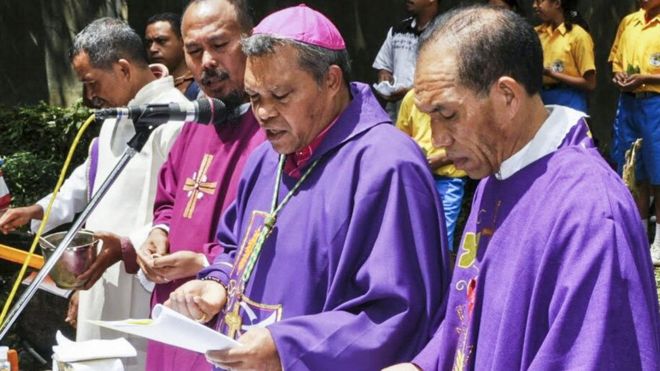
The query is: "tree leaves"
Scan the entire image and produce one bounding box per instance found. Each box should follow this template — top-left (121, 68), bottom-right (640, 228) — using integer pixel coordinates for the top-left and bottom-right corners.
top-left (0, 101), bottom-right (98, 207)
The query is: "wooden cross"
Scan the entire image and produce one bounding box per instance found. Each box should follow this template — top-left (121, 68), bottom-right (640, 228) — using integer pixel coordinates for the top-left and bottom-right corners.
top-left (182, 154), bottom-right (217, 218)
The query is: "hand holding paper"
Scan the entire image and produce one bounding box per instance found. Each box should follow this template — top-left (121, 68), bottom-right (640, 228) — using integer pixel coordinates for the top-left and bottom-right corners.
top-left (164, 278), bottom-right (227, 322)
top-left (206, 327), bottom-right (281, 371)
top-left (372, 77), bottom-right (408, 98)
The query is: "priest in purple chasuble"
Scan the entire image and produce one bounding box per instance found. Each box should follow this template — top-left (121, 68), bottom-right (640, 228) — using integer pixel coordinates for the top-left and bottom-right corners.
top-left (128, 1), bottom-right (266, 370)
top-left (385, 6), bottom-right (660, 371)
top-left (165, 5), bottom-right (450, 371)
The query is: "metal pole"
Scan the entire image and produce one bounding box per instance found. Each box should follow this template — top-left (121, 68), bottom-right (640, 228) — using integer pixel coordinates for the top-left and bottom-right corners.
top-left (0, 147), bottom-right (137, 340)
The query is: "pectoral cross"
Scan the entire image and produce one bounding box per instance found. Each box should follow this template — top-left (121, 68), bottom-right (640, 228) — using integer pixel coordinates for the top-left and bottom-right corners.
top-left (225, 301), bottom-right (243, 339)
top-left (182, 154), bottom-right (217, 218)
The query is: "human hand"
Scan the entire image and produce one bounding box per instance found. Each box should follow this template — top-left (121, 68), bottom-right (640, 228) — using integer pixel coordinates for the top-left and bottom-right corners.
top-left (377, 70), bottom-right (394, 85)
top-left (152, 251), bottom-right (208, 281)
top-left (612, 71), bottom-right (629, 87)
top-left (206, 327), bottom-right (282, 371)
top-left (65, 290), bottom-right (79, 328)
top-left (382, 363), bottom-right (422, 371)
top-left (427, 151), bottom-right (451, 171)
top-left (164, 279), bottom-right (226, 322)
top-left (0, 205), bottom-right (43, 234)
top-left (77, 231), bottom-right (123, 290)
top-left (386, 88), bottom-right (409, 102)
top-left (543, 67), bottom-right (553, 77)
top-left (618, 74), bottom-right (646, 92)
top-left (137, 228), bottom-right (170, 283)
top-left (427, 153), bottom-right (445, 163)
top-left (142, 228), bottom-right (170, 256)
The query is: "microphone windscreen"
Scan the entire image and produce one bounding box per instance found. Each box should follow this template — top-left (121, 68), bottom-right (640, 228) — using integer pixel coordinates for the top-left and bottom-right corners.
top-left (197, 98), bottom-right (229, 125)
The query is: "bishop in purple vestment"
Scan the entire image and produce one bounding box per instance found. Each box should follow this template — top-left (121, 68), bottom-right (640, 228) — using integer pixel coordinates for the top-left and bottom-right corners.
top-left (165, 5), bottom-right (450, 371)
top-left (387, 6), bottom-right (660, 371)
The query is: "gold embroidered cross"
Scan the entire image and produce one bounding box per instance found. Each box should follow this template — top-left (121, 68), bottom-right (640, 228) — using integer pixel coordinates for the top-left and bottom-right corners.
top-left (182, 154), bottom-right (217, 218)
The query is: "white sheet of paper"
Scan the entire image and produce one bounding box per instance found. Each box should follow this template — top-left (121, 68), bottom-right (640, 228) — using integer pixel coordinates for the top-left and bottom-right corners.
top-left (52, 331), bottom-right (131, 371)
top-left (372, 77), bottom-right (407, 97)
top-left (88, 304), bottom-right (240, 354)
top-left (53, 331), bottom-right (136, 362)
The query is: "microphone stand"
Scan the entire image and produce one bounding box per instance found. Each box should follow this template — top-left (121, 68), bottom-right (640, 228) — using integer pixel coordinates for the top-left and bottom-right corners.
top-left (0, 117), bottom-right (165, 340)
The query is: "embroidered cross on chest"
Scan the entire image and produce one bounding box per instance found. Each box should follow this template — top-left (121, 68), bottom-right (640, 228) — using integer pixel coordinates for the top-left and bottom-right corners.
top-left (182, 154), bottom-right (217, 218)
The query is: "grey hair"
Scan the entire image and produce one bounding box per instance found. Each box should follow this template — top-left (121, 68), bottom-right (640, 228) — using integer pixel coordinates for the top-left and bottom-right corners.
top-left (418, 5), bottom-right (543, 96)
top-left (69, 17), bottom-right (148, 70)
top-left (241, 34), bottom-right (351, 86)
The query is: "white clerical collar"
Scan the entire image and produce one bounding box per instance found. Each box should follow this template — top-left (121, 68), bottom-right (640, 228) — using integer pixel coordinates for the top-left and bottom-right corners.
top-left (495, 105), bottom-right (587, 180)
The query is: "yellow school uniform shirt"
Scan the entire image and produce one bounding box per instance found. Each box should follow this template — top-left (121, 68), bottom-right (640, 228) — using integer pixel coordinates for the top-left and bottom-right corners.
top-left (396, 90), bottom-right (466, 178)
top-left (535, 23), bottom-right (596, 86)
top-left (608, 9), bottom-right (660, 93)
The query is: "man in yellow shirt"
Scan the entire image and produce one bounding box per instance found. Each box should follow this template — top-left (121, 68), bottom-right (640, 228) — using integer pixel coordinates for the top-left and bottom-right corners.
top-left (609, 0), bottom-right (660, 265)
top-left (397, 89), bottom-right (466, 250)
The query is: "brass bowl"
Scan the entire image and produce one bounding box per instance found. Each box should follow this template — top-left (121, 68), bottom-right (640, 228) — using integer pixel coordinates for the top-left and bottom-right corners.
top-left (39, 230), bottom-right (98, 289)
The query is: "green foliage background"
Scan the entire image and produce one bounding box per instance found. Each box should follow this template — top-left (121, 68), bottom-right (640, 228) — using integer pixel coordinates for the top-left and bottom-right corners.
top-left (0, 102), bottom-right (99, 207)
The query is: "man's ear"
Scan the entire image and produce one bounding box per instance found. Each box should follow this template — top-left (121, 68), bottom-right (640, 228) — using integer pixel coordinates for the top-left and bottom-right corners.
top-left (552, 0), bottom-right (563, 11)
top-left (325, 65), bottom-right (343, 93)
top-left (491, 76), bottom-right (523, 120)
top-left (116, 59), bottom-right (132, 80)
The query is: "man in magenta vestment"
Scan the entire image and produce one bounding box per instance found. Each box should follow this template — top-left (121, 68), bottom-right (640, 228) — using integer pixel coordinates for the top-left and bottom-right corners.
top-left (132, 1), bottom-right (266, 370)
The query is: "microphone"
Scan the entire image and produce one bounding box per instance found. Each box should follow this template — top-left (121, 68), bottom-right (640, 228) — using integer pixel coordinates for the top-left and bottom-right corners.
top-left (94, 97), bottom-right (230, 125)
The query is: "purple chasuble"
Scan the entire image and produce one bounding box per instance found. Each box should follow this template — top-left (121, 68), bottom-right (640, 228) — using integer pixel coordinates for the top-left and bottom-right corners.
top-left (146, 110), bottom-right (266, 371)
top-left (200, 82), bottom-right (451, 370)
top-left (413, 118), bottom-right (660, 370)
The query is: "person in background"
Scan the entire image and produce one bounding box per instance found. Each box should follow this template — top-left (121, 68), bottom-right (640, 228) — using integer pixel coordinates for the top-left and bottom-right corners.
top-left (608, 0), bottom-right (660, 265)
top-left (534, 0), bottom-right (596, 113)
top-left (0, 18), bottom-right (186, 370)
top-left (385, 5), bottom-right (659, 370)
top-left (166, 5), bottom-right (449, 370)
top-left (372, 0), bottom-right (439, 121)
top-left (397, 89), bottom-right (466, 250)
top-left (145, 12), bottom-right (201, 100)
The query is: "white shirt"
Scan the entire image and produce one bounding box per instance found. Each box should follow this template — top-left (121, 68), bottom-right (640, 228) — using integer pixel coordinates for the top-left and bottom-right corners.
top-left (372, 17), bottom-right (421, 91)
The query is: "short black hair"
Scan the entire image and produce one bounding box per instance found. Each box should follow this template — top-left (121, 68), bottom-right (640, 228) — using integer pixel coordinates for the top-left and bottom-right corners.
top-left (69, 17), bottom-right (148, 69)
top-left (146, 12), bottom-right (182, 39)
top-left (184, 0), bottom-right (254, 34)
top-left (557, 0), bottom-right (590, 32)
top-left (419, 5), bottom-right (542, 96)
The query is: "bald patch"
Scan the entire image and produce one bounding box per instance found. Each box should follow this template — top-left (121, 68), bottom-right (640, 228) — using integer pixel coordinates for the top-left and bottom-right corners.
top-left (183, 0), bottom-right (238, 32)
top-left (183, 0), bottom-right (252, 34)
top-left (419, 7), bottom-right (501, 56)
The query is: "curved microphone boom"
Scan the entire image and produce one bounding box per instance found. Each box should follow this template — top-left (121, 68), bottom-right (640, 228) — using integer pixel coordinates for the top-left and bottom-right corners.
top-left (94, 97), bottom-right (229, 125)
